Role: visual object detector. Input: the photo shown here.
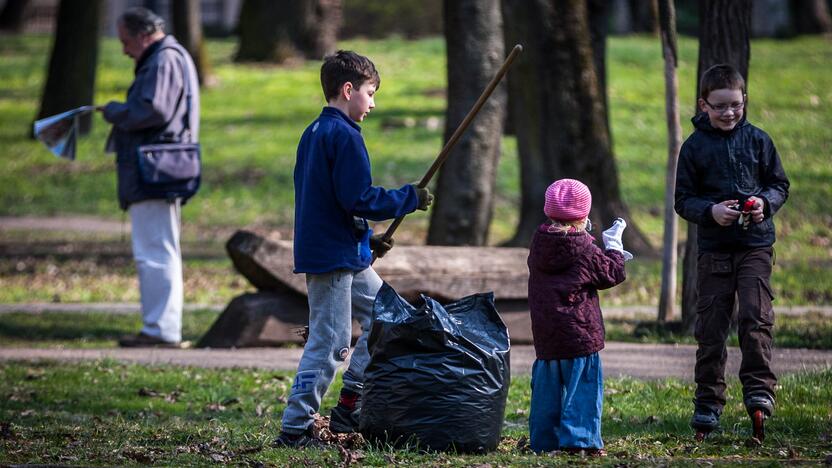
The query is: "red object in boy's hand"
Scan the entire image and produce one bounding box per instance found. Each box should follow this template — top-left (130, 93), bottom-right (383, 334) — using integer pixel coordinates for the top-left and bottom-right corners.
top-left (740, 199), bottom-right (755, 230)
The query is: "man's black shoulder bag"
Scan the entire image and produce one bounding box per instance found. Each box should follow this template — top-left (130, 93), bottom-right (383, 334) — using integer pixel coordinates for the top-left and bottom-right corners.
top-left (136, 45), bottom-right (201, 203)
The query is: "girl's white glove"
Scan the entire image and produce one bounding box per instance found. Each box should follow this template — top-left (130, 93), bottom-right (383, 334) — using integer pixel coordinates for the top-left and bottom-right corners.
top-left (602, 218), bottom-right (634, 261)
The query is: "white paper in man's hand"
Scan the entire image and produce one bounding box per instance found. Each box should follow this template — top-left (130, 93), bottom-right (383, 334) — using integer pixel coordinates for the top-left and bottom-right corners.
top-left (33, 106), bottom-right (95, 160)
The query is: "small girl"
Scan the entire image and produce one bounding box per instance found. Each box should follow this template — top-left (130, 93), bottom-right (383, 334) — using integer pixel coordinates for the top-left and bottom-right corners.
top-left (527, 178), bottom-right (630, 455)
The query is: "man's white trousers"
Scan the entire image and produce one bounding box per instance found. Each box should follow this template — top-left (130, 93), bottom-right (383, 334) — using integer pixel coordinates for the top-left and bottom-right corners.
top-left (129, 199), bottom-right (183, 342)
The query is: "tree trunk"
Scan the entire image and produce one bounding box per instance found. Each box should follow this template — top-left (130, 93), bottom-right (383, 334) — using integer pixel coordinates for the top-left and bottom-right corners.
top-left (34, 0), bottom-right (101, 136)
top-left (171, 0), bottom-right (212, 86)
top-left (657, 0), bottom-right (681, 323)
top-left (587, 0), bottom-right (610, 132)
top-left (629, 0), bottom-right (659, 33)
top-left (235, 0), bottom-right (289, 62)
top-left (235, 0), bottom-right (341, 63)
top-left (681, 0), bottom-right (751, 332)
top-left (428, 0), bottom-right (506, 246)
top-left (790, 0), bottom-right (832, 34)
top-left (0, 0), bottom-right (30, 32)
top-left (501, 0), bottom-right (652, 253)
top-left (294, 0), bottom-right (342, 60)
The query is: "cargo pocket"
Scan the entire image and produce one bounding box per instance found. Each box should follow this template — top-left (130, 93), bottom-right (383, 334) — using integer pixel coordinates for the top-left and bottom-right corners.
top-left (758, 278), bottom-right (775, 325)
top-left (694, 295), bottom-right (716, 342)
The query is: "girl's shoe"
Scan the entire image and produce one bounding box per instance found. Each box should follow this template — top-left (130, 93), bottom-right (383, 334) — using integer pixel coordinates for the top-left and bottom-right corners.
top-left (560, 447), bottom-right (607, 457)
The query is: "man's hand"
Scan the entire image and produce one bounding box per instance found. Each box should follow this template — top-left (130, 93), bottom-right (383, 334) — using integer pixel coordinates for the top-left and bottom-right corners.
top-left (747, 196), bottom-right (765, 223)
top-left (712, 200), bottom-right (740, 226)
top-left (369, 233), bottom-right (394, 258)
top-left (412, 185), bottom-right (434, 211)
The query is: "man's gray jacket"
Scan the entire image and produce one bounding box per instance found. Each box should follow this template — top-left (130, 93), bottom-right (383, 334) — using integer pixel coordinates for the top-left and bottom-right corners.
top-left (103, 35), bottom-right (200, 210)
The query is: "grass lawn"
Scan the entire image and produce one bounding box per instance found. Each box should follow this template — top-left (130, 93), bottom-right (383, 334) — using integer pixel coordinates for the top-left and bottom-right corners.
top-left (1, 309), bottom-right (831, 350)
top-left (1, 34), bottom-right (831, 307)
top-left (0, 360), bottom-right (830, 465)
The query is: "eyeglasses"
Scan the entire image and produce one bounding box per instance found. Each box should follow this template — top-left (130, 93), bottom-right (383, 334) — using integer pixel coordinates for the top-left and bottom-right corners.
top-left (704, 96), bottom-right (746, 114)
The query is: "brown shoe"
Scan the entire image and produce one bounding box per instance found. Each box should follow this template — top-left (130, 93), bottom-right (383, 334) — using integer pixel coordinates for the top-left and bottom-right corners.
top-left (118, 332), bottom-right (190, 348)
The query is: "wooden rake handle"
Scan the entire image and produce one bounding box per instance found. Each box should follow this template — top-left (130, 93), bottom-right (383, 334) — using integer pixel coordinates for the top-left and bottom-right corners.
top-left (372, 44), bottom-right (524, 263)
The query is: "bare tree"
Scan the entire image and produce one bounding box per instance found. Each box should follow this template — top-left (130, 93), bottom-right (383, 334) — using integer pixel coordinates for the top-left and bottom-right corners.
top-left (501, 0), bottom-right (652, 253)
top-left (427, 0), bottom-right (506, 246)
top-left (629, 0), bottom-right (659, 33)
top-left (0, 0), bottom-right (30, 32)
top-left (680, 0), bottom-right (751, 332)
top-left (34, 0), bottom-right (102, 136)
top-left (657, 0), bottom-right (681, 323)
top-left (235, 0), bottom-right (341, 63)
top-left (171, 0), bottom-right (212, 85)
top-left (790, 0), bottom-right (832, 34)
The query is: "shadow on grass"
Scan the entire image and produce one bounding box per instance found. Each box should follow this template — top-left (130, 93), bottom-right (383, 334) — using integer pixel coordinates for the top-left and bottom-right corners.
top-left (0, 311), bottom-right (219, 345)
top-left (0, 318), bottom-right (130, 342)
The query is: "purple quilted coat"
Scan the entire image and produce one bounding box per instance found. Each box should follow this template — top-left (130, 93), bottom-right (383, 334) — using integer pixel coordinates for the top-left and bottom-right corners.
top-left (527, 224), bottom-right (626, 360)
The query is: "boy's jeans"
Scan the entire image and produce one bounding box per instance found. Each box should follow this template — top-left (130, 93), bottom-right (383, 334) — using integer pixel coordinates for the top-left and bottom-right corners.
top-left (694, 247), bottom-right (776, 412)
top-left (129, 199), bottom-right (183, 343)
top-left (529, 353), bottom-right (604, 453)
top-left (281, 267), bottom-right (382, 434)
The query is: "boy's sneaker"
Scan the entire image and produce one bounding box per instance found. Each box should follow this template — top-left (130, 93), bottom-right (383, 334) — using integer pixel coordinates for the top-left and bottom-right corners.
top-left (273, 429), bottom-right (323, 449)
top-left (329, 402), bottom-right (360, 433)
top-left (329, 389), bottom-right (361, 433)
top-left (744, 392), bottom-right (774, 417)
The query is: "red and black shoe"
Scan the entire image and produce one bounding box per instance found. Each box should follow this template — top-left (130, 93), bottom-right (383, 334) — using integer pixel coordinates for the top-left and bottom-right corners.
top-left (329, 389), bottom-right (361, 433)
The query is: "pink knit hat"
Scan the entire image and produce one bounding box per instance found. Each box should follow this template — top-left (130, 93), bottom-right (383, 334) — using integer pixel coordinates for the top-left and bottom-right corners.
top-left (544, 179), bottom-right (592, 221)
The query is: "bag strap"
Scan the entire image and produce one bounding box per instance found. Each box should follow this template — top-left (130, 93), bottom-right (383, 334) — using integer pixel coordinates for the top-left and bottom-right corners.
top-left (156, 43), bottom-right (194, 142)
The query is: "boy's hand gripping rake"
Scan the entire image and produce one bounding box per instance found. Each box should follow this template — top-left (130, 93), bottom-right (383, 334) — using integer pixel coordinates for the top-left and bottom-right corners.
top-left (371, 44), bottom-right (523, 263)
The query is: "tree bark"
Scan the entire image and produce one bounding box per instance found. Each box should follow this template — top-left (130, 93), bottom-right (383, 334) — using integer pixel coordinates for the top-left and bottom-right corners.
top-left (34, 0), bottom-right (101, 136)
top-left (587, 0), bottom-right (610, 131)
top-left (235, 0), bottom-right (341, 63)
top-left (0, 0), bottom-right (30, 32)
top-left (790, 0), bottom-right (832, 34)
top-left (629, 0), bottom-right (659, 33)
top-left (502, 0), bottom-right (652, 253)
top-left (294, 0), bottom-right (342, 60)
top-left (657, 0), bottom-right (681, 323)
top-left (171, 0), bottom-right (212, 86)
top-left (681, 0), bottom-right (751, 332)
top-left (427, 0), bottom-right (506, 246)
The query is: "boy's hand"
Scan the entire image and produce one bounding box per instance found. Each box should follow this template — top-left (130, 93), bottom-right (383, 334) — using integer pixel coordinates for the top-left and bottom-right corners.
top-left (412, 185), bottom-right (434, 211)
top-left (712, 200), bottom-right (740, 226)
top-left (370, 233), bottom-right (394, 258)
top-left (747, 196), bottom-right (765, 223)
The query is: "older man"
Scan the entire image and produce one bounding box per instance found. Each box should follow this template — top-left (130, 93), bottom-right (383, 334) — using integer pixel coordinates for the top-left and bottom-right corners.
top-left (99, 7), bottom-right (200, 347)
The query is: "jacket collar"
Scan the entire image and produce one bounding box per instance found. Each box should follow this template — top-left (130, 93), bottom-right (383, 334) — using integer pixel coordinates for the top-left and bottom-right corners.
top-left (321, 106), bottom-right (361, 133)
top-left (135, 35), bottom-right (174, 74)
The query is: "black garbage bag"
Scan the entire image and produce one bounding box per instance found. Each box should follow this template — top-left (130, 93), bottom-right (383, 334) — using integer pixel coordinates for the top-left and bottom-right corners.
top-left (359, 283), bottom-right (510, 453)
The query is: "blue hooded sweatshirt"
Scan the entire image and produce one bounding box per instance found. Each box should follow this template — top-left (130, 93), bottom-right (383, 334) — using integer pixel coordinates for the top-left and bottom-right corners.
top-left (293, 107), bottom-right (419, 273)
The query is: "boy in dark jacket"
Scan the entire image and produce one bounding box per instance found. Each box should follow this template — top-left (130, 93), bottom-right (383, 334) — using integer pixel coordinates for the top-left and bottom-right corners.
top-left (275, 51), bottom-right (433, 448)
top-left (675, 64), bottom-right (789, 440)
top-left (527, 178), bottom-right (628, 455)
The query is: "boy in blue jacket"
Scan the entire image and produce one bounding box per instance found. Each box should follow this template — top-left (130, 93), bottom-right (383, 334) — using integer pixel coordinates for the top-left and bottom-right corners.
top-left (275, 50), bottom-right (433, 448)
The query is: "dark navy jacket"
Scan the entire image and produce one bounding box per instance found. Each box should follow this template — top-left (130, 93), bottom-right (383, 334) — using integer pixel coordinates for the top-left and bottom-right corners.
top-left (675, 113), bottom-right (789, 253)
top-left (527, 225), bottom-right (626, 360)
top-left (293, 107), bottom-right (419, 273)
top-left (102, 35), bottom-right (200, 210)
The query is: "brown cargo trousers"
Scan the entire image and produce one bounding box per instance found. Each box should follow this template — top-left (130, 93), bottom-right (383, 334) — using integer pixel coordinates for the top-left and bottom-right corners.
top-left (693, 247), bottom-right (776, 412)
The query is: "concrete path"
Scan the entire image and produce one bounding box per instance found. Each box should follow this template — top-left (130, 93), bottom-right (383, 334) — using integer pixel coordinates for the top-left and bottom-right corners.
top-left (1, 302), bottom-right (830, 317)
top-left (1, 343), bottom-right (830, 379)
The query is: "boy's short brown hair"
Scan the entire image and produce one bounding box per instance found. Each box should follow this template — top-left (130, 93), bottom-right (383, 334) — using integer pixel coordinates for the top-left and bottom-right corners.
top-left (320, 50), bottom-right (380, 102)
top-left (699, 64), bottom-right (746, 99)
